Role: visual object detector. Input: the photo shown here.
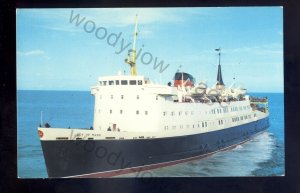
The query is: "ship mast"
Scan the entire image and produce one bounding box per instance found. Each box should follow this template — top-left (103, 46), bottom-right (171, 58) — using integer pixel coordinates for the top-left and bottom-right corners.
top-left (215, 48), bottom-right (225, 89)
top-left (125, 15), bottom-right (138, 76)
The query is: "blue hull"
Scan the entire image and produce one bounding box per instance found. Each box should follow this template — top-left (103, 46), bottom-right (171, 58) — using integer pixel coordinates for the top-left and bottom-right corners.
top-left (41, 117), bottom-right (269, 177)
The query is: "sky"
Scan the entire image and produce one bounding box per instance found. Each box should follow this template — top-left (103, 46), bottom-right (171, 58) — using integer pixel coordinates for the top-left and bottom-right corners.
top-left (16, 7), bottom-right (283, 92)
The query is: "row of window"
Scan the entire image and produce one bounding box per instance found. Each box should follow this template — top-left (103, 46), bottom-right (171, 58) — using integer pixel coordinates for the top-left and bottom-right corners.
top-left (102, 109), bottom-right (149, 115)
top-left (212, 107), bottom-right (229, 114)
top-left (232, 114), bottom-right (252, 122)
top-left (100, 95), bottom-right (159, 100)
top-left (107, 95), bottom-right (140, 100)
top-left (99, 80), bottom-right (143, 86)
top-left (163, 108), bottom-right (252, 117)
top-left (164, 122), bottom-right (208, 130)
top-left (231, 105), bottom-right (251, 112)
top-left (211, 105), bottom-right (250, 114)
top-left (164, 113), bottom-right (255, 131)
top-left (163, 111), bottom-right (194, 116)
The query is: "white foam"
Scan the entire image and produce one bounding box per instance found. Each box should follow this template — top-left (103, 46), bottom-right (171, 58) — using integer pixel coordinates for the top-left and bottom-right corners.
top-left (149, 132), bottom-right (275, 177)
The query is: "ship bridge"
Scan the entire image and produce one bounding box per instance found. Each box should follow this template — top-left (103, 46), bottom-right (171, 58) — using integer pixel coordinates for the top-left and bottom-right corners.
top-left (91, 75), bottom-right (152, 95)
top-left (98, 75), bottom-right (148, 86)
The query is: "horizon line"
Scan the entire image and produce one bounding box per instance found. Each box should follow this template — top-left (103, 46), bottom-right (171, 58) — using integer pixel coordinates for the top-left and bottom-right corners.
top-left (16, 89), bottom-right (284, 94)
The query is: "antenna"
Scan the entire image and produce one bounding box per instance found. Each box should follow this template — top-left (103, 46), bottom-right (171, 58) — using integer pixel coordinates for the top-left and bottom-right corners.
top-left (125, 14), bottom-right (138, 76)
top-left (215, 47), bottom-right (221, 66)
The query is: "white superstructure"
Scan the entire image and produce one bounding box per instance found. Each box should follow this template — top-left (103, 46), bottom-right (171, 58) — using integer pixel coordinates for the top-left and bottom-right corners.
top-left (90, 74), bottom-right (268, 135)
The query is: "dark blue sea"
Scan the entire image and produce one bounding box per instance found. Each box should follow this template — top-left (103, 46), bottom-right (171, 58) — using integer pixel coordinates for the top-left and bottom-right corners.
top-left (17, 90), bottom-right (284, 178)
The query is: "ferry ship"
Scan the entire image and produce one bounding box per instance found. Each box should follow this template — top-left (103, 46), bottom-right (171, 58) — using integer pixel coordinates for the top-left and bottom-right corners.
top-left (38, 16), bottom-right (269, 178)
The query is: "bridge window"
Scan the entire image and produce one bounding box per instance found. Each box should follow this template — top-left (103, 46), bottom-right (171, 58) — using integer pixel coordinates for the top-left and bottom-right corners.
top-left (103, 81), bottom-right (107, 86)
top-left (111, 95), bottom-right (113, 99)
top-left (99, 81), bottom-right (102, 86)
top-left (116, 80), bottom-right (120, 85)
top-left (121, 80), bottom-right (128, 85)
top-left (136, 110), bottom-right (139, 115)
top-left (121, 95), bottom-right (124, 99)
top-left (145, 111), bottom-right (148, 115)
top-left (138, 80), bottom-right (143, 85)
top-left (130, 80), bottom-right (137, 85)
top-left (137, 95), bottom-right (139, 99)
top-left (110, 109), bottom-right (112, 114)
top-left (109, 81), bottom-right (114, 85)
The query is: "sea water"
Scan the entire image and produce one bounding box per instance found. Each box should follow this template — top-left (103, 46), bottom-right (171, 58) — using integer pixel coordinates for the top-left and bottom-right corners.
top-left (17, 91), bottom-right (284, 178)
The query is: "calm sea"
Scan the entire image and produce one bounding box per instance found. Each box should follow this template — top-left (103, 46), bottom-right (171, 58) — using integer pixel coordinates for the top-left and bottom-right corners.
top-left (17, 90), bottom-right (284, 178)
